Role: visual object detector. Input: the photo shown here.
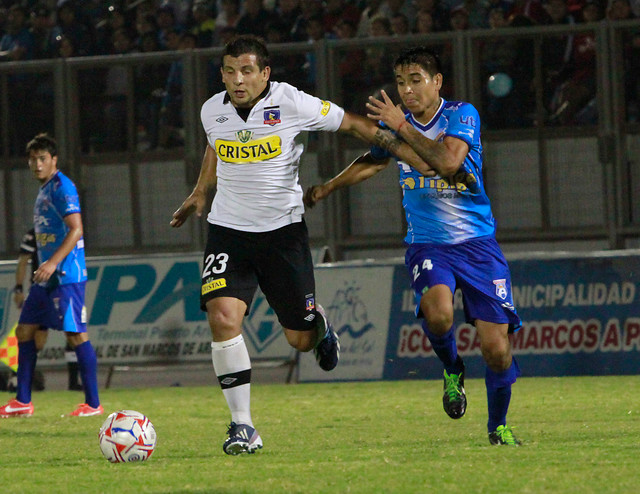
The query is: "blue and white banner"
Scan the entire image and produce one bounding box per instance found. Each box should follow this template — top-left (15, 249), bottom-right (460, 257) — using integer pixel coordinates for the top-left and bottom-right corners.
top-left (300, 251), bottom-right (640, 382)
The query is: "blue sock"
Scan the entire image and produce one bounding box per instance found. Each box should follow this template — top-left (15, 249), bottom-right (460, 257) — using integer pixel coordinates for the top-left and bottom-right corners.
top-left (16, 340), bottom-right (38, 404)
top-left (75, 341), bottom-right (100, 408)
top-left (485, 357), bottom-right (521, 433)
top-left (422, 322), bottom-right (461, 374)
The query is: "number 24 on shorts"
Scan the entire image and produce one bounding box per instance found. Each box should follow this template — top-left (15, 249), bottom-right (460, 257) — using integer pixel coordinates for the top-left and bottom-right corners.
top-left (412, 259), bottom-right (433, 281)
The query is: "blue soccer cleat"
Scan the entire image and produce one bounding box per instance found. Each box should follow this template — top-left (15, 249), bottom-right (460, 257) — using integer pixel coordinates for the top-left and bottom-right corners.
top-left (223, 422), bottom-right (263, 455)
top-left (313, 304), bottom-right (340, 371)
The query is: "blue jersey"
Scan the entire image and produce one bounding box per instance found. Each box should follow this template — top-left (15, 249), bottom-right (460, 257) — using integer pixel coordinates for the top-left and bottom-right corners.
top-left (376, 98), bottom-right (496, 245)
top-left (33, 171), bottom-right (87, 285)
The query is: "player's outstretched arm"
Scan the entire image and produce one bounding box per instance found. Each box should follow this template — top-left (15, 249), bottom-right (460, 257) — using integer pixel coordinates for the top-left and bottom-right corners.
top-left (171, 145), bottom-right (218, 228)
top-left (366, 90), bottom-right (467, 177)
top-left (304, 153), bottom-right (389, 208)
top-left (338, 111), bottom-right (435, 177)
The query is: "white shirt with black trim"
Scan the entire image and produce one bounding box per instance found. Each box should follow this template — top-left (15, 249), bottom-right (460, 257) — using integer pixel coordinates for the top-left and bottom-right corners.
top-left (201, 81), bottom-right (345, 232)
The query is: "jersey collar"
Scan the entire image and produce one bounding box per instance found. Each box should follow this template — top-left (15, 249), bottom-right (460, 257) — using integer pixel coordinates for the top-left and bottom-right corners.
top-left (408, 98), bottom-right (445, 132)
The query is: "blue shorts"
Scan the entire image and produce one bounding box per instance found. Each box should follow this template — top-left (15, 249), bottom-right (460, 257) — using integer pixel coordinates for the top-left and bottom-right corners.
top-left (405, 236), bottom-right (521, 332)
top-left (19, 281), bottom-right (88, 333)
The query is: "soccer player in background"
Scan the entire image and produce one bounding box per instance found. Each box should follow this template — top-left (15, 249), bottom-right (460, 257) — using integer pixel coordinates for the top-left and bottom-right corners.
top-left (305, 46), bottom-right (523, 446)
top-left (12, 227), bottom-right (83, 392)
top-left (170, 35), bottom-right (433, 455)
top-left (0, 133), bottom-right (102, 418)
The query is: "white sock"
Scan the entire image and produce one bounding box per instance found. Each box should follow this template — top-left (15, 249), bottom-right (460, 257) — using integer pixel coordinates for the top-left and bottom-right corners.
top-left (211, 334), bottom-right (253, 427)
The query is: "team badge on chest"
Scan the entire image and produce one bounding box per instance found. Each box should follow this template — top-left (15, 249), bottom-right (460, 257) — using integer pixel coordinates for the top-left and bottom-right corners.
top-left (264, 107), bottom-right (281, 126)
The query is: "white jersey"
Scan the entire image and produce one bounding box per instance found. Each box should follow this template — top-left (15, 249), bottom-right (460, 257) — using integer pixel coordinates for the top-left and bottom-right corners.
top-left (201, 81), bottom-right (345, 232)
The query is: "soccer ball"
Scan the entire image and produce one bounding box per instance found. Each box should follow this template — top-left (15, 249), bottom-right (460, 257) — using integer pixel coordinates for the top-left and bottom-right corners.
top-left (98, 410), bottom-right (157, 463)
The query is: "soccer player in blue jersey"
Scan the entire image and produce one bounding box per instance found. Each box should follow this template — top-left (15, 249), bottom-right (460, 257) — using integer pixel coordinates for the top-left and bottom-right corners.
top-left (0, 133), bottom-right (102, 418)
top-left (305, 46), bottom-right (523, 445)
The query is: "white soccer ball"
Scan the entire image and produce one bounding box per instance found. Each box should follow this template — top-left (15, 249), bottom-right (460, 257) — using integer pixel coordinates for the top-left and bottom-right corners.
top-left (98, 410), bottom-right (157, 463)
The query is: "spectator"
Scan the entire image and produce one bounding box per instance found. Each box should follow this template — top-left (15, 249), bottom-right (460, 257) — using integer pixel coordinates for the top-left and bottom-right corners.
top-left (213, 0), bottom-right (241, 45)
top-left (381, 0), bottom-right (418, 27)
top-left (449, 4), bottom-right (471, 29)
top-left (95, 3), bottom-right (132, 55)
top-left (159, 32), bottom-right (197, 149)
top-left (0, 5), bottom-right (35, 154)
top-left (30, 4), bottom-right (54, 60)
top-left (358, 0), bottom-right (385, 37)
top-left (276, 0), bottom-right (304, 41)
top-left (134, 12), bottom-right (159, 49)
top-left (236, 0), bottom-right (275, 39)
top-left (413, 0), bottom-right (452, 31)
top-left (103, 27), bottom-right (137, 151)
top-left (606, 0), bottom-right (635, 17)
top-left (191, 0), bottom-right (216, 47)
top-left (291, 0), bottom-right (325, 41)
top-left (390, 12), bottom-right (412, 34)
top-left (414, 8), bottom-right (436, 32)
top-left (334, 17), bottom-right (366, 110)
top-left (156, 4), bottom-right (181, 50)
top-left (323, 0), bottom-right (361, 33)
top-left (50, 1), bottom-right (94, 56)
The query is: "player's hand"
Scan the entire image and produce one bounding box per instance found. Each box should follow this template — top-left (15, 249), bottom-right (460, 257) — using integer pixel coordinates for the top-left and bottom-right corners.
top-left (13, 291), bottom-right (25, 309)
top-left (303, 185), bottom-right (330, 208)
top-left (170, 191), bottom-right (206, 228)
top-left (366, 90), bottom-right (407, 132)
top-left (33, 260), bottom-right (57, 283)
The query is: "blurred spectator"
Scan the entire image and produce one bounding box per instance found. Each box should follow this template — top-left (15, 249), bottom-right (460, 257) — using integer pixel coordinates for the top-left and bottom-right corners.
top-left (547, 0), bottom-right (602, 124)
top-left (461, 0), bottom-right (492, 26)
top-left (136, 32), bottom-right (169, 150)
top-left (390, 12), bottom-right (411, 34)
top-left (606, 0), bottom-right (635, 17)
top-left (157, 4), bottom-right (182, 50)
top-left (0, 4), bottom-right (33, 61)
top-left (159, 32), bottom-right (197, 149)
top-left (323, 0), bottom-right (361, 33)
top-left (103, 27), bottom-right (137, 151)
top-left (509, 0), bottom-right (549, 23)
top-left (358, 0), bottom-right (385, 37)
top-left (360, 15), bottom-right (395, 111)
top-left (0, 4), bottom-right (35, 154)
top-left (236, 0), bottom-right (275, 38)
top-left (30, 4), bottom-right (54, 60)
top-left (213, 0), bottom-right (241, 45)
top-left (414, 8), bottom-right (436, 32)
top-left (334, 17), bottom-right (366, 110)
top-left (381, 0), bottom-right (418, 28)
top-left (413, 0), bottom-right (451, 31)
top-left (95, 3), bottom-right (132, 55)
top-left (276, 0), bottom-right (304, 41)
top-left (449, 4), bottom-right (471, 28)
top-left (302, 14), bottom-right (327, 88)
top-left (291, 0), bottom-right (325, 41)
top-left (135, 12), bottom-right (159, 49)
top-left (50, 1), bottom-right (94, 56)
top-left (191, 0), bottom-right (216, 47)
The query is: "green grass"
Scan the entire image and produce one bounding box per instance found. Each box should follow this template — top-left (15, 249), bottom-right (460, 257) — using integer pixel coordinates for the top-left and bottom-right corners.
top-left (1, 376), bottom-right (639, 493)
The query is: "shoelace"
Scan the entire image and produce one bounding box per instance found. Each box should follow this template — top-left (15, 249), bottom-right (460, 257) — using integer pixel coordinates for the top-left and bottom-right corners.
top-left (496, 425), bottom-right (518, 445)
top-left (444, 372), bottom-right (463, 400)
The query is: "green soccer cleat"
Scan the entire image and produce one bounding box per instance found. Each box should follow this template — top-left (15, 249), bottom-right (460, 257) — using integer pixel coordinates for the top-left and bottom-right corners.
top-left (442, 359), bottom-right (466, 419)
top-left (489, 425), bottom-right (522, 446)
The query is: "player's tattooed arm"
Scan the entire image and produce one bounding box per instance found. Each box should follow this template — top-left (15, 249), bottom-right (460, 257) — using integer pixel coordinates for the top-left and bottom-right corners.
top-left (372, 128), bottom-right (435, 177)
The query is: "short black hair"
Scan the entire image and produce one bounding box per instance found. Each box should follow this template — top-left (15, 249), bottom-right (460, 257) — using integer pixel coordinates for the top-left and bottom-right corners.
top-left (26, 133), bottom-right (58, 157)
top-left (393, 46), bottom-right (442, 77)
top-left (222, 35), bottom-right (270, 70)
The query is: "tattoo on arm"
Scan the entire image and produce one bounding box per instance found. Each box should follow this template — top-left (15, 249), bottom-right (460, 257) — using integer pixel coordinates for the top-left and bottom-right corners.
top-left (374, 129), bottom-right (401, 154)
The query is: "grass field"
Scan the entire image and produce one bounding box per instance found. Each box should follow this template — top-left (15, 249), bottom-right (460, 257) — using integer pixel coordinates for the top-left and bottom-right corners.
top-left (1, 376), bottom-right (638, 493)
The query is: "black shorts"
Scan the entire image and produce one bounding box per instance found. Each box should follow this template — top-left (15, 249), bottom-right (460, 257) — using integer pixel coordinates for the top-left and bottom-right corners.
top-left (201, 220), bottom-right (318, 331)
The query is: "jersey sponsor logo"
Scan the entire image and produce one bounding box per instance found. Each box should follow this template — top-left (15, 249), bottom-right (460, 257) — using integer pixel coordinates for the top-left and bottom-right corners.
top-left (215, 136), bottom-right (282, 163)
top-left (216, 116), bottom-right (228, 123)
top-left (320, 100), bottom-right (331, 116)
top-left (494, 279), bottom-right (508, 300)
top-left (34, 215), bottom-right (50, 227)
top-left (460, 115), bottom-right (476, 127)
top-left (263, 108), bottom-right (281, 125)
top-left (202, 277), bottom-right (227, 295)
top-left (401, 176), bottom-right (469, 193)
top-left (36, 232), bottom-right (56, 246)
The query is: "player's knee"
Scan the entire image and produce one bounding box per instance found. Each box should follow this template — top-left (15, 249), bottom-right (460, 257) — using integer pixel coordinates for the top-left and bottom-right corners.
top-left (425, 311), bottom-right (453, 335)
top-left (482, 346), bottom-right (511, 372)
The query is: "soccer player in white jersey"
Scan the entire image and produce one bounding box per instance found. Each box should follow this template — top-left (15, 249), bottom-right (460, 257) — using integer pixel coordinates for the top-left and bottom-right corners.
top-left (170, 35), bottom-right (433, 455)
top-left (305, 46), bottom-right (523, 446)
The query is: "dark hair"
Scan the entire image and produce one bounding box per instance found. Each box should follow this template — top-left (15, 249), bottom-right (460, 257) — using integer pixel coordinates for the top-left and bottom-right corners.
top-left (26, 133), bottom-right (58, 157)
top-left (223, 35), bottom-right (270, 70)
top-left (393, 46), bottom-right (442, 77)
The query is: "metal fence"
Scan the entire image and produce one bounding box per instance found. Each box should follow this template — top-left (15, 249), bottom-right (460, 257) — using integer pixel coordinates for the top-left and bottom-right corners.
top-left (1, 20), bottom-right (639, 260)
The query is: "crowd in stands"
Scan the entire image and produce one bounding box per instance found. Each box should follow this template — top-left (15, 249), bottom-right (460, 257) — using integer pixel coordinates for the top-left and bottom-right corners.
top-left (0, 0), bottom-right (639, 150)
